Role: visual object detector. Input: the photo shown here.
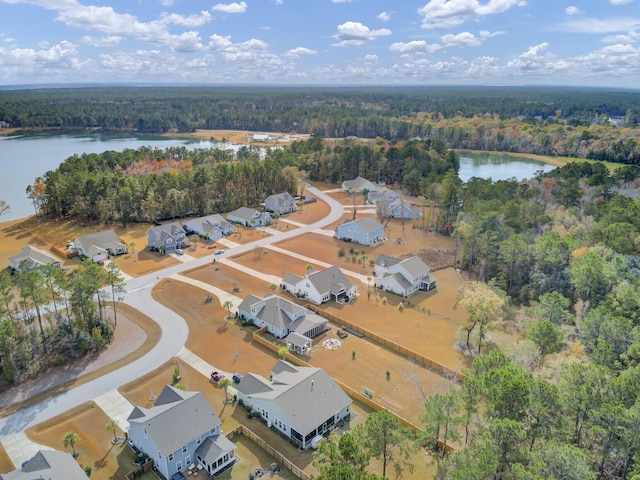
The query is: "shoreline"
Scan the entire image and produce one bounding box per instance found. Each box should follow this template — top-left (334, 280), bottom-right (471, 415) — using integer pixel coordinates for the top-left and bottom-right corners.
top-left (455, 149), bottom-right (567, 167)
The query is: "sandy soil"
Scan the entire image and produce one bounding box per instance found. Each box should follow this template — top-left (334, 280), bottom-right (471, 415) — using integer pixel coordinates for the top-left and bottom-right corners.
top-left (182, 263), bottom-right (273, 300)
top-left (0, 445), bottom-right (11, 475)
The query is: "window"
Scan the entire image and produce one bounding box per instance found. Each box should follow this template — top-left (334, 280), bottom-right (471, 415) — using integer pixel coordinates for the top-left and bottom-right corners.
top-left (177, 461), bottom-right (182, 471)
top-left (196, 437), bottom-right (201, 445)
top-left (168, 453), bottom-right (173, 462)
top-left (182, 445), bottom-right (188, 453)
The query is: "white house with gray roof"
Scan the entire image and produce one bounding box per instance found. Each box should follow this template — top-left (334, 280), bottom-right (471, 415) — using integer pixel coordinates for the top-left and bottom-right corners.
top-left (374, 254), bottom-right (436, 297)
top-left (8, 246), bottom-right (61, 271)
top-left (127, 385), bottom-right (236, 480)
top-left (226, 207), bottom-right (271, 227)
top-left (281, 266), bottom-right (357, 305)
top-left (378, 197), bottom-right (422, 219)
top-left (73, 229), bottom-right (126, 263)
top-left (238, 293), bottom-right (328, 354)
top-left (146, 222), bottom-right (187, 253)
top-left (264, 192), bottom-right (297, 215)
top-left (236, 360), bottom-right (351, 449)
top-left (335, 217), bottom-right (385, 246)
top-left (341, 176), bottom-right (379, 194)
top-left (183, 214), bottom-right (233, 241)
top-left (366, 187), bottom-right (400, 205)
top-left (0, 450), bottom-right (89, 480)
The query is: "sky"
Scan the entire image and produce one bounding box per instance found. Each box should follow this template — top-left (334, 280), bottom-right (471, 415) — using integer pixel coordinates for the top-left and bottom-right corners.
top-left (0, 0), bottom-right (639, 88)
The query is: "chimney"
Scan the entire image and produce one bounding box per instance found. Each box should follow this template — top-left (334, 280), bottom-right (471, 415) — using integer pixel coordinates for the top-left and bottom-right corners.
top-left (311, 380), bottom-right (314, 392)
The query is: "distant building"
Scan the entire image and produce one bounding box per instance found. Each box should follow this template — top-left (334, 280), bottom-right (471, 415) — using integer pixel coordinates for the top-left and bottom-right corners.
top-left (8, 246), bottom-right (61, 271)
top-left (0, 450), bottom-right (89, 480)
top-left (146, 222), bottom-right (187, 253)
top-left (73, 230), bottom-right (126, 263)
top-left (264, 192), bottom-right (297, 215)
top-left (378, 198), bottom-right (422, 219)
top-left (281, 265), bottom-right (357, 305)
top-left (236, 360), bottom-right (351, 449)
top-left (252, 134), bottom-right (270, 142)
top-left (335, 217), bottom-right (384, 246)
top-left (366, 187), bottom-right (400, 205)
top-left (128, 385), bottom-right (236, 479)
top-left (226, 207), bottom-right (271, 227)
top-left (374, 254), bottom-right (436, 297)
top-left (183, 214), bottom-right (233, 241)
top-left (341, 176), bottom-right (379, 194)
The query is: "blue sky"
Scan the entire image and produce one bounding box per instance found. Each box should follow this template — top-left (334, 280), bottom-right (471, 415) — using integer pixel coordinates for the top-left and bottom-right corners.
top-left (0, 0), bottom-right (638, 87)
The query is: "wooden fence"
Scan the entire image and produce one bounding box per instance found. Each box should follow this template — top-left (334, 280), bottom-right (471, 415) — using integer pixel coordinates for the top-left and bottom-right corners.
top-left (305, 304), bottom-right (466, 383)
top-left (226, 425), bottom-right (311, 480)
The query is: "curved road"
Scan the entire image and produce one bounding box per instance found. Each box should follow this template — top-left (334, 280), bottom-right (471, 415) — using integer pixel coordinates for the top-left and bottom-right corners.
top-left (0, 186), bottom-right (344, 449)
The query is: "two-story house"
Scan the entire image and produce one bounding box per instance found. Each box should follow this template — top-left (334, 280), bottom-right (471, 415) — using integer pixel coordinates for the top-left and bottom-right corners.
top-left (264, 192), bottom-right (297, 215)
top-left (183, 214), bottom-right (233, 241)
top-left (374, 254), bottom-right (436, 297)
top-left (0, 450), bottom-right (89, 480)
top-left (127, 385), bottom-right (236, 479)
top-left (238, 293), bottom-right (328, 354)
top-left (378, 197), bottom-right (422, 219)
top-left (281, 266), bottom-right (357, 305)
top-left (236, 360), bottom-right (352, 449)
top-left (335, 217), bottom-right (385, 246)
top-left (146, 222), bottom-right (187, 253)
top-left (226, 207), bottom-right (271, 227)
top-left (73, 230), bottom-right (127, 263)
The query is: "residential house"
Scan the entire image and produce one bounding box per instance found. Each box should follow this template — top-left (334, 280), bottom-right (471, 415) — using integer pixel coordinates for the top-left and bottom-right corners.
top-left (146, 222), bottom-right (187, 253)
top-left (366, 187), bottom-right (400, 205)
top-left (227, 207), bottom-right (271, 227)
top-left (264, 192), bottom-right (297, 215)
top-left (0, 450), bottom-right (89, 480)
top-left (183, 214), bottom-right (233, 242)
top-left (281, 266), bottom-right (357, 305)
top-left (236, 360), bottom-right (352, 449)
top-left (127, 385), bottom-right (236, 480)
top-left (374, 254), bottom-right (436, 297)
top-left (341, 176), bottom-right (378, 194)
top-left (378, 197), bottom-right (422, 219)
top-left (8, 246), bottom-right (61, 271)
top-left (73, 229), bottom-right (126, 263)
top-left (238, 293), bottom-right (327, 354)
top-left (335, 217), bottom-right (384, 246)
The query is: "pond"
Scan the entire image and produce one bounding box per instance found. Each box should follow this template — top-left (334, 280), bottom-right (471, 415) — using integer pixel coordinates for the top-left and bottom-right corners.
top-left (458, 152), bottom-right (556, 183)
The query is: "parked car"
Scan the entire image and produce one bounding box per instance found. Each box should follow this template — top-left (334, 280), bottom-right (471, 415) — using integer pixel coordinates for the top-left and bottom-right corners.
top-left (211, 371), bottom-right (225, 383)
top-left (215, 249), bottom-right (225, 255)
top-left (337, 330), bottom-right (348, 339)
top-left (232, 373), bottom-right (243, 384)
top-left (96, 260), bottom-right (105, 266)
top-left (176, 248), bottom-right (184, 255)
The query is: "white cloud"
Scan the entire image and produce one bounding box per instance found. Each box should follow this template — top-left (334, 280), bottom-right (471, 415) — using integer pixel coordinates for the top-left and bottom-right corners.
top-left (602, 31), bottom-right (639, 43)
top-left (441, 32), bottom-right (483, 47)
top-left (81, 35), bottom-right (123, 47)
top-left (565, 6), bottom-right (579, 16)
top-left (418, 0), bottom-right (524, 29)
top-left (332, 21), bottom-right (392, 47)
top-left (285, 47), bottom-right (317, 57)
top-left (332, 0), bottom-right (355, 3)
top-left (170, 31), bottom-right (204, 52)
top-left (212, 2), bottom-right (247, 13)
top-left (610, 0), bottom-right (633, 5)
top-left (561, 17), bottom-right (640, 33)
top-left (1, 40), bottom-right (77, 67)
top-left (159, 0), bottom-right (174, 5)
top-left (159, 11), bottom-right (212, 28)
top-left (378, 11), bottom-right (391, 22)
top-left (389, 40), bottom-right (442, 54)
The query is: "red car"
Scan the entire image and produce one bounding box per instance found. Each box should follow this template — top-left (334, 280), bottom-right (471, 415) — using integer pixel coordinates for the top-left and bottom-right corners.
top-left (211, 371), bottom-right (225, 383)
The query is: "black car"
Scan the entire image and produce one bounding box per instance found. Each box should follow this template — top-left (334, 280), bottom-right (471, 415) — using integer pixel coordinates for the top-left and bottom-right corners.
top-left (232, 373), bottom-right (243, 384)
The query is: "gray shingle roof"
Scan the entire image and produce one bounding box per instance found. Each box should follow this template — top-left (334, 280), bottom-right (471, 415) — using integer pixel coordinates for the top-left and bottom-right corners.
top-left (352, 217), bottom-right (383, 233)
top-left (195, 435), bottom-right (235, 465)
top-left (75, 229), bottom-right (124, 257)
top-left (375, 254), bottom-right (401, 267)
top-left (127, 385), bottom-right (221, 456)
top-left (8, 246), bottom-right (60, 269)
top-left (0, 450), bottom-right (89, 480)
top-left (400, 256), bottom-right (430, 278)
top-left (238, 361), bottom-right (351, 437)
top-left (307, 266), bottom-right (353, 295)
top-left (228, 206), bottom-right (258, 221)
top-left (240, 293), bottom-right (307, 331)
top-left (289, 313), bottom-right (327, 336)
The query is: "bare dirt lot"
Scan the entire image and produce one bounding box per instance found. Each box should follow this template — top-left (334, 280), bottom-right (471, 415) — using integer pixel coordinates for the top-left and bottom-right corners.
top-left (182, 262), bottom-right (273, 300)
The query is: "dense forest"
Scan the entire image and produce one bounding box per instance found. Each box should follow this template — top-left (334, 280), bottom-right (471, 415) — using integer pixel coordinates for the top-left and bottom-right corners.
top-left (2, 86), bottom-right (640, 163)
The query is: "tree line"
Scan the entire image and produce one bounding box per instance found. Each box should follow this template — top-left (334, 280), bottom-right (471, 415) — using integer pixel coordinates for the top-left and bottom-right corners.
top-left (2, 86), bottom-right (639, 164)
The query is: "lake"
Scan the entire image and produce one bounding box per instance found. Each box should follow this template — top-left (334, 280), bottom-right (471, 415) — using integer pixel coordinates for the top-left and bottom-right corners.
top-left (1, 135), bottom-right (556, 221)
top-left (458, 152), bottom-right (556, 183)
top-left (0, 134), bottom-right (254, 221)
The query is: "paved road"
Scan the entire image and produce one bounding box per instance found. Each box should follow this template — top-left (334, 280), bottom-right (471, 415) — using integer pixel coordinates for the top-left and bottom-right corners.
top-left (0, 186), bottom-right (344, 455)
